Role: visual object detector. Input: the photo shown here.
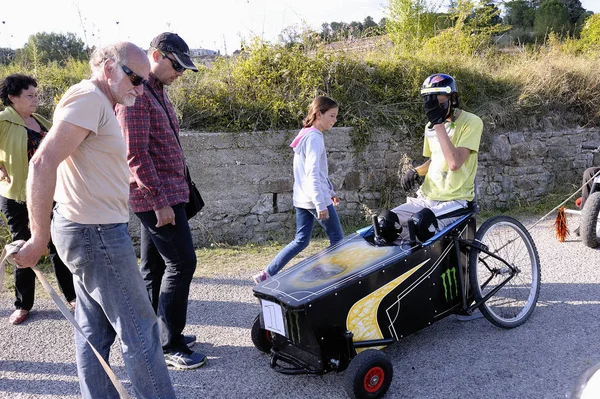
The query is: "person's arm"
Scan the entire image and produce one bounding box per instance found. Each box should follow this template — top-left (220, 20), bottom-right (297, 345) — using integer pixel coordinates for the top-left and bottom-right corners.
top-left (304, 135), bottom-right (329, 219)
top-left (414, 159), bottom-right (431, 176)
top-left (433, 124), bottom-right (471, 171)
top-left (13, 121), bottom-right (90, 268)
top-left (116, 103), bottom-right (174, 227)
top-left (0, 164), bottom-right (10, 183)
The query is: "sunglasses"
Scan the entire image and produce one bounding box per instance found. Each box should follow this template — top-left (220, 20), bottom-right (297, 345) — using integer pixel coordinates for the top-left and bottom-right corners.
top-left (160, 51), bottom-right (186, 73)
top-left (121, 65), bottom-right (146, 86)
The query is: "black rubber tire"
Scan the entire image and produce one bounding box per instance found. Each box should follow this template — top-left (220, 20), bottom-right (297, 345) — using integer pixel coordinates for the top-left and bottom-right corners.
top-left (468, 215), bottom-right (541, 329)
top-left (343, 350), bottom-right (393, 399)
top-left (251, 314), bottom-right (272, 353)
top-left (581, 192), bottom-right (600, 248)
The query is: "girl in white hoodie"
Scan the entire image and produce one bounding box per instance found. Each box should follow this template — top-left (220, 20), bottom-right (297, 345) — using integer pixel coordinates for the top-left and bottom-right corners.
top-left (253, 96), bottom-right (344, 283)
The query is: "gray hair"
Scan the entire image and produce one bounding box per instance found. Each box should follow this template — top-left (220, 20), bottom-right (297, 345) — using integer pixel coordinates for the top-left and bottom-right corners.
top-left (89, 43), bottom-right (129, 77)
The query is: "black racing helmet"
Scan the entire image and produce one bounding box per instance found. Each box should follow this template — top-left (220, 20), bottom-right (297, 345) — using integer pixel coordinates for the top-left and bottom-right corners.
top-left (420, 73), bottom-right (459, 108)
top-left (377, 210), bottom-right (402, 243)
top-left (411, 208), bottom-right (439, 242)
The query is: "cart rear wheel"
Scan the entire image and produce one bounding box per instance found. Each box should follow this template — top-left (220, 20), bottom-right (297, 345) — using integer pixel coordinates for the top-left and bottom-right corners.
top-left (581, 192), bottom-right (600, 248)
top-left (251, 314), bottom-right (272, 353)
top-left (468, 215), bottom-right (541, 329)
top-left (344, 350), bottom-right (393, 399)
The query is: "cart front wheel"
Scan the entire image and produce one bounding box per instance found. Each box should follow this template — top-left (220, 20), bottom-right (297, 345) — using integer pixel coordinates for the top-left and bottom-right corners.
top-left (251, 314), bottom-right (272, 353)
top-left (469, 215), bottom-right (541, 328)
top-left (344, 350), bottom-right (393, 399)
top-left (581, 191), bottom-right (600, 248)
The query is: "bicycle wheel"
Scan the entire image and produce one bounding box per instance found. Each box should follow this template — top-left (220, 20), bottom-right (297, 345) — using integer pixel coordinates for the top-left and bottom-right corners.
top-left (468, 215), bottom-right (541, 328)
top-left (581, 191), bottom-right (600, 248)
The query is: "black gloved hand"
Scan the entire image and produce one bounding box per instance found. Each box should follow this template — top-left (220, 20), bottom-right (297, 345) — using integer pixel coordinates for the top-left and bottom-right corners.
top-left (401, 168), bottom-right (421, 191)
top-left (423, 95), bottom-right (446, 126)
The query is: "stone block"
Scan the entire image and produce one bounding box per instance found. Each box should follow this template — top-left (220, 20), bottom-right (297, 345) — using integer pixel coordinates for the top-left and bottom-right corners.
top-left (508, 132), bottom-right (525, 144)
top-left (258, 178), bottom-right (293, 194)
top-left (251, 194), bottom-right (274, 215)
top-left (343, 171), bottom-right (362, 190)
top-left (245, 215), bottom-right (259, 226)
top-left (489, 135), bottom-right (511, 163)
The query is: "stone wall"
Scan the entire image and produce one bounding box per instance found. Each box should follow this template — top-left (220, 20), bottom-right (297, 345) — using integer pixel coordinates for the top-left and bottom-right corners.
top-left (128, 127), bottom-right (600, 247)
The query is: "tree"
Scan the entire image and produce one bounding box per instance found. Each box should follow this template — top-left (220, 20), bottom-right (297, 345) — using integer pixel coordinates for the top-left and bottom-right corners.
top-left (379, 17), bottom-right (388, 31)
top-left (22, 32), bottom-right (87, 65)
top-left (363, 16), bottom-right (378, 30)
top-left (561, 0), bottom-right (585, 26)
top-left (386, 0), bottom-right (439, 48)
top-left (503, 0), bottom-right (536, 29)
top-left (425, 0), bottom-right (510, 55)
top-left (468, 2), bottom-right (503, 31)
top-left (0, 47), bottom-right (14, 65)
top-left (534, 0), bottom-right (570, 39)
top-left (320, 23), bottom-right (332, 42)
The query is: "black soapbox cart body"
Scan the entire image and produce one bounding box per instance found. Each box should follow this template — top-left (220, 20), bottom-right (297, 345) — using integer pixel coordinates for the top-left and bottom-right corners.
top-left (252, 209), bottom-right (541, 399)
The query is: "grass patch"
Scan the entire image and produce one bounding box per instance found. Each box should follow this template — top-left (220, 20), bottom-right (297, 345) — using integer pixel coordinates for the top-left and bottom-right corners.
top-left (194, 238), bottom-right (330, 278)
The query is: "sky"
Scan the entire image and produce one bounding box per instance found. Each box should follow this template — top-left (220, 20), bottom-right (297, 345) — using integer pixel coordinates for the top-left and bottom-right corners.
top-left (1, 0), bottom-right (599, 55)
top-left (0, 0), bottom-right (388, 54)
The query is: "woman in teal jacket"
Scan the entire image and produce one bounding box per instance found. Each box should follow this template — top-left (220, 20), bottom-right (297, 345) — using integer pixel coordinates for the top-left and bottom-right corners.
top-left (0, 74), bottom-right (75, 325)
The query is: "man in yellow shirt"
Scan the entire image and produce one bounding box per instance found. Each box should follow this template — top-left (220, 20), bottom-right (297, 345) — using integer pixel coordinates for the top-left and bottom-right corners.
top-left (390, 74), bottom-right (483, 242)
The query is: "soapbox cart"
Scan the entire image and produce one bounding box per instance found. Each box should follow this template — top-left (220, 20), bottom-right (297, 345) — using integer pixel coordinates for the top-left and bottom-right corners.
top-left (252, 209), bottom-right (541, 399)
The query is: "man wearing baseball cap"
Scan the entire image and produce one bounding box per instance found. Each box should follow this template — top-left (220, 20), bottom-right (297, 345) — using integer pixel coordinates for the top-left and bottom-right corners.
top-left (116, 33), bottom-right (205, 369)
top-left (150, 32), bottom-right (198, 72)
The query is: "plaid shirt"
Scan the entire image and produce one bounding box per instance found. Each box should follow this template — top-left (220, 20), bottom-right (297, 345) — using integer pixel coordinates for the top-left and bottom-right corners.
top-left (116, 73), bottom-right (188, 213)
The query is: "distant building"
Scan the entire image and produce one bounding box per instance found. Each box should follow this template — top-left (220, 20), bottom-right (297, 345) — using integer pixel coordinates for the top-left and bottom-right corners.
top-left (190, 48), bottom-right (219, 58)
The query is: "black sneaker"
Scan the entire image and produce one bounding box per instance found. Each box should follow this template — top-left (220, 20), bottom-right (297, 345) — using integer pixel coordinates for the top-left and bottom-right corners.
top-left (184, 334), bottom-right (196, 348)
top-left (164, 349), bottom-right (207, 370)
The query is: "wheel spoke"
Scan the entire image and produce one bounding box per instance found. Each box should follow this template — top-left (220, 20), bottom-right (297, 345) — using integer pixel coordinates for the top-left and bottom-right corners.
top-left (469, 216), bottom-right (540, 328)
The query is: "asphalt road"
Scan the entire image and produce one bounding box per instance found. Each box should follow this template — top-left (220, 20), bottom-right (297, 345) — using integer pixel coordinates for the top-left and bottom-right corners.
top-left (1, 215), bottom-right (599, 399)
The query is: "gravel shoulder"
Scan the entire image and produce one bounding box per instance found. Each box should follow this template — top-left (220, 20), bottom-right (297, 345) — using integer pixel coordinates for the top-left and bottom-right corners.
top-left (1, 214), bottom-right (599, 399)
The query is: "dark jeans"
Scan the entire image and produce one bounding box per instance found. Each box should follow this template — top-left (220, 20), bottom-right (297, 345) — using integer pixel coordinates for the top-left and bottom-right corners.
top-left (0, 196), bottom-right (75, 310)
top-left (581, 167), bottom-right (600, 208)
top-left (135, 203), bottom-right (197, 352)
top-left (266, 205), bottom-right (344, 277)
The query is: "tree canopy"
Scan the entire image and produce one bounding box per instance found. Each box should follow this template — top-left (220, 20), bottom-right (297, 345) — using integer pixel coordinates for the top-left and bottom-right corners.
top-left (21, 32), bottom-right (88, 66)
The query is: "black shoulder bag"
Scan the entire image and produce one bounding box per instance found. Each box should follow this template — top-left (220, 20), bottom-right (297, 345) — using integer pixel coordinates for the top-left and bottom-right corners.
top-left (144, 83), bottom-right (204, 219)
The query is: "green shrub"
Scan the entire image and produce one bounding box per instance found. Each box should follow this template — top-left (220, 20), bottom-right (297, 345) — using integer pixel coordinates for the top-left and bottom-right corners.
top-left (0, 29), bottom-right (599, 147)
top-left (579, 14), bottom-right (600, 52)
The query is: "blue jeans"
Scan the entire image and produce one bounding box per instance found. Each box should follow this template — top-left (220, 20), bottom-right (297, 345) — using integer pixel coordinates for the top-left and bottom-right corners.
top-left (135, 203), bottom-right (197, 352)
top-left (51, 209), bottom-right (176, 399)
top-left (266, 204), bottom-right (344, 276)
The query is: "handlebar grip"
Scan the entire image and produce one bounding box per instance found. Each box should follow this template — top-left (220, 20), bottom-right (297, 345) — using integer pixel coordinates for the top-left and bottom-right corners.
top-left (372, 214), bottom-right (381, 238)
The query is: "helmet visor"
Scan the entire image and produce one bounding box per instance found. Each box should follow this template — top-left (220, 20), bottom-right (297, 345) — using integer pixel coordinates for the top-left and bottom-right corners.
top-left (420, 86), bottom-right (453, 96)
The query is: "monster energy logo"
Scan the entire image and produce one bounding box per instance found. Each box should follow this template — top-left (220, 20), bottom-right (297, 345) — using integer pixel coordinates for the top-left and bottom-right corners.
top-left (441, 267), bottom-right (458, 301)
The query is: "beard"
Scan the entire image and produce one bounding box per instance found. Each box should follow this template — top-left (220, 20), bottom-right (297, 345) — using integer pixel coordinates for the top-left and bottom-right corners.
top-left (109, 67), bottom-right (138, 107)
top-left (118, 94), bottom-right (137, 107)
top-left (109, 83), bottom-right (136, 107)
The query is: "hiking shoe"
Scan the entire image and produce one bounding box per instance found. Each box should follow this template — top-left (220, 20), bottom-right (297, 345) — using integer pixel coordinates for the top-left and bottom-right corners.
top-left (456, 310), bottom-right (484, 322)
top-left (8, 309), bottom-right (29, 325)
top-left (164, 349), bottom-right (207, 370)
top-left (184, 334), bottom-right (196, 348)
top-left (253, 271), bottom-right (269, 284)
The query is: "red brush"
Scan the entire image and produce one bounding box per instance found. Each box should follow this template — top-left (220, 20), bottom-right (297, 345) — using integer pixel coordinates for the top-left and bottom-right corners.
top-left (553, 206), bottom-right (569, 242)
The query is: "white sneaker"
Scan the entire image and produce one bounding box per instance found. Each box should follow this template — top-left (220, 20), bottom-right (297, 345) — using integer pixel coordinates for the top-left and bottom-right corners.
top-left (253, 271), bottom-right (269, 284)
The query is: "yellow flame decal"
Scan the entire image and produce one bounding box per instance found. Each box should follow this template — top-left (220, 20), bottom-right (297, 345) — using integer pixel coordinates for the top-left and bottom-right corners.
top-left (346, 259), bottom-right (429, 351)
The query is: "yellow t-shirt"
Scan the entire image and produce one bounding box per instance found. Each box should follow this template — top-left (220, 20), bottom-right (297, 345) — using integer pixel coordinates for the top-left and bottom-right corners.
top-left (420, 110), bottom-right (483, 201)
top-left (53, 80), bottom-right (130, 224)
